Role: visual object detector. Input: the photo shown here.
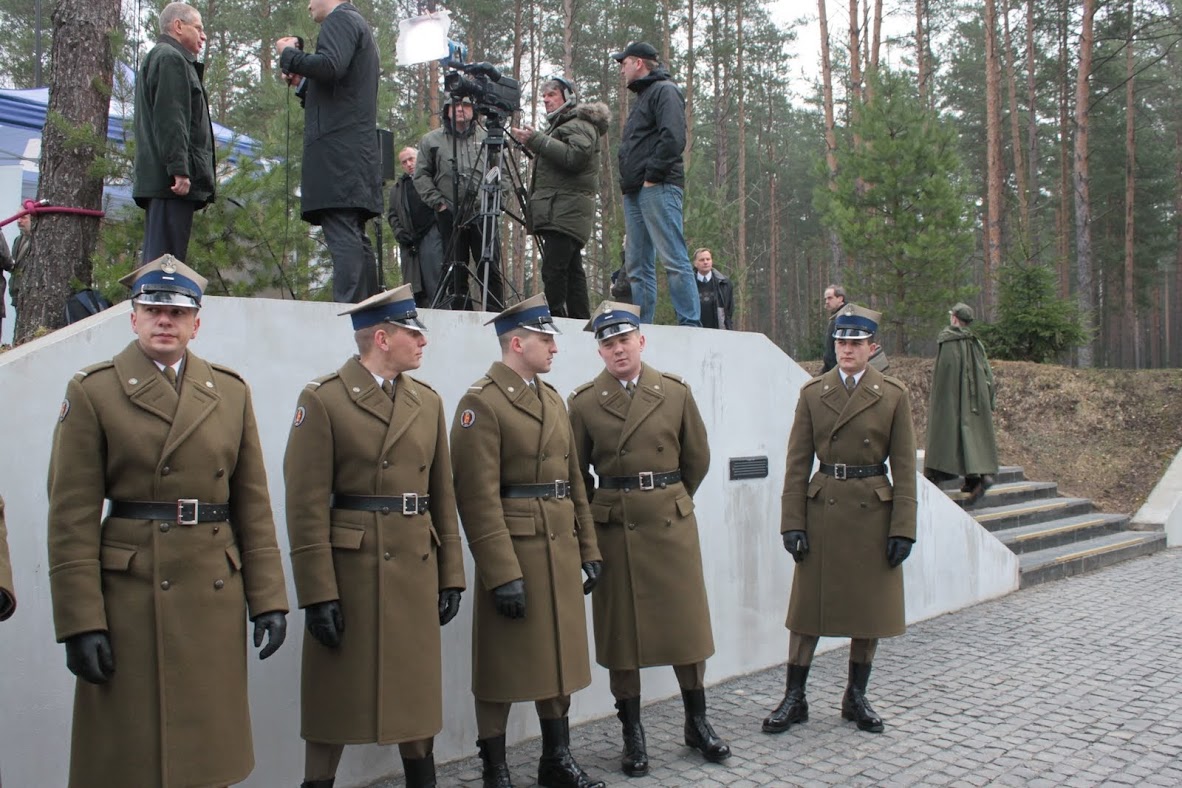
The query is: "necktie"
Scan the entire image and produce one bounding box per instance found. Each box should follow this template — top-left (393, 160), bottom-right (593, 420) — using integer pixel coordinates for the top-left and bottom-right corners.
top-left (625, 381), bottom-right (636, 397)
top-left (845, 375), bottom-right (857, 393)
top-left (163, 366), bottom-right (178, 390)
top-left (381, 379), bottom-right (395, 400)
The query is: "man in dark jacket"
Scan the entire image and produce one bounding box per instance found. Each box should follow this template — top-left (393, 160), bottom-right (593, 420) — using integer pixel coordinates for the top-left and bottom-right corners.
top-left (612, 42), bottom-right (699, 327)
top-left (691, 248), bottom-right (734, 330)
top-left (511, 77), bottom-right (610, 320)
top-left (820, 284), bottom-right (846, 373)
top-left (388, 147), bottom-right (444, 307)
top-left (133, 2), bottom-right (215, 263)
top-left (277, 0), bottom-right (382, 304)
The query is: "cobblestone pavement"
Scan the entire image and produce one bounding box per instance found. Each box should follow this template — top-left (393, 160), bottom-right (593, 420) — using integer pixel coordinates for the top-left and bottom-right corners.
top-left (370, 549), bottom-right (1182, 787)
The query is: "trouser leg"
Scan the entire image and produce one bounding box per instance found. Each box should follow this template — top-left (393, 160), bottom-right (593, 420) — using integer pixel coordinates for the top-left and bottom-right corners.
top-left (320, 209), bottom-right (378, 303)
top-left (400, 738), bottom-right (436, 788)
top-left (304, 741), bottom-right (345, 782)
top-left (764, 637), bottom-right (813, 734)
top-left (788, 632), bottom-right (821, 666)
top-left (537, 696), bottom-right (605, 788)
top-left (622, 192), bottom-right (656, 323)
top-left (142, 198), bottom-right (198, 262)
top-left (637, 183), bottom-right (700, 326)
top-left (843, 638), bottom-right (884, 733)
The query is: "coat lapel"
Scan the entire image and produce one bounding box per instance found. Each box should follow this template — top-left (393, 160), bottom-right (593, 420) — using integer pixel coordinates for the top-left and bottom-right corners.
top-left (161, 351), bottom-right (222, 460)
top-left (595, 368), bottom-right (631, 425)
top-left (340, 357), bottom-right (394, 426)
top-left (381, 373), bottom-right (423, 458)
top-left (831, 366), bottom-right (885, 433)
top-left (114, 343), bottom-right (179, 425)
top-left (620, 364), bottom-right (663, 447)
top-left (489, 362), bottom-right (543, 424)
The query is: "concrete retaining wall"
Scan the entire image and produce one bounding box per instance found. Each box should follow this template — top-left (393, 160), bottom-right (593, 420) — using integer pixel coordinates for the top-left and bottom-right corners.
top-left (0, 297), bottom-right (1019, 787)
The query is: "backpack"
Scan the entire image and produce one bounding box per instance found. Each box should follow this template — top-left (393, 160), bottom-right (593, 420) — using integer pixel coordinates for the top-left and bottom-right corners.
top-left (64, 289), bottom-right (113, 325)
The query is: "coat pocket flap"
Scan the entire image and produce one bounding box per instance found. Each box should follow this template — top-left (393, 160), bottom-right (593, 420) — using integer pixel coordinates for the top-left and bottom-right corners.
top-left (874, 485), bottom-right (894, 502)
top-left (505, 515), bottom-right (537, 537)
top-left (675, 495), bottom-right (695, 517)
top-left (590, 501), bottom-right (613, 524)
top-left (330, 525), bottom-right (366, 550)
top-left (807, 480), bottom-right (824, 499)
top-left (99, 542), bottom-right (137, 571)
top-left (428, 525), bottom-right (441, 546)
top-left (225, 543), bottom-right (243, 571)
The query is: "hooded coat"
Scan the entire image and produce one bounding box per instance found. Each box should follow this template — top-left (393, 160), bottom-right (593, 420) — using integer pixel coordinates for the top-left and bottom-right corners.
top-left (568, 363), bottom-right (714, 669)
top-left (780, 366), bottom-right (917, 638)
top-left (924, 325), bottom-right (999, 478)
top-left (449, 362), bottom-right (600, 702)
top-left (523, 102), bottom-right (611, 244)
top-left (47, 342), bottom-right (288, 788)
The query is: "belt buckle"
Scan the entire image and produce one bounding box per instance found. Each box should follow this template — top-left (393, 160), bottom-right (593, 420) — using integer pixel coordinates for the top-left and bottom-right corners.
top-left (833, 464), bottom-right (848, 481)
top-left (402, 493), bottom-right (419, 516)
top-left (639, 471), bottom-right (655, 491)
top-left (554, 480), bottom-right (568, 500)
top-left (177, 498), bottom-right (199, 525)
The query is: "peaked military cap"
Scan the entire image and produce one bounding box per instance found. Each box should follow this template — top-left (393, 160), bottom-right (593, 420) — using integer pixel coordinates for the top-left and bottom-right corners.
top-left (585, 300), bottom-right (641, 341)
top-left (338, 284), bottom-right (427, 332)
top-left (485, 293), bottom-right (561, 336)
top-left (832, 303), bottom-right (881, 339)
top-left (120, 254), bottom-right (207, 309)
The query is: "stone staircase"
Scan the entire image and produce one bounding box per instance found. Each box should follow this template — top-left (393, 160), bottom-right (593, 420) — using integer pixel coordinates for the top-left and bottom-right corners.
top-left (940, 466), bottom-right (1167, 588)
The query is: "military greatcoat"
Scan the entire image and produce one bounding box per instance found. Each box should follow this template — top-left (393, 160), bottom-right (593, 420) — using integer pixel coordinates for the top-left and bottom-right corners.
top-left (47, 342), bottom-right (289, 788)
top-left (568, 363), bottom-right (714, 669)
top-left (284, 357), bottom-right (465, 745)
top-left (924, 325), bottom-right (999, 478)
top-left (0, 495), bottom-right (14, 621)
top-left (450, 362), bottom-right (600, 703)
top-left (781, 366), bottom-right (917, 639)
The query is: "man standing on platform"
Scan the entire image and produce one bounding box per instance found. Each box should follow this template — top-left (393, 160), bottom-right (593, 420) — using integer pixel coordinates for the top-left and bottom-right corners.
top-left (568, 300), bottom-right (731, 778)
top-left (450, 294), bottom-right (605, 788)
top-left (764, 304), bottom-right (916, 736)
top-left (388, 147), bottom-right (444, 307)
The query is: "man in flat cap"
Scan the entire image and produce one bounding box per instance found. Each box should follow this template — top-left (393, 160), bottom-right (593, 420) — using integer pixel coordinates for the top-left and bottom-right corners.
top-left (764, 303), bottom-right (916, 736)
top-left (924, 302), bottom-right (998, 505)
top-left (568, 301), bottom-right (730, 778)
top-left (612, 41), bottom-right (699, 327)
top-left (449, 294), bottom-right (605, 788)
top-left (284, 285), bottom-right (465, 788)
top-left (46, 254), bottom-right (289, 787)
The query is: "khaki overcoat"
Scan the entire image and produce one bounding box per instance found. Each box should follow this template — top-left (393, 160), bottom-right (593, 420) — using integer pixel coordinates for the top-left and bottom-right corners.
top-left (0, 495), bottom-right (14, 620)
top-left (568, 363), bottom-right (714, 669)
top-left (284, 358), bottom-right (465, 745)
top-left (924, 326), bottom-right (999, 478)
top-left (450, 362), bottom-right (600, 702)
top-left (781, 366), bottom-right (917, 639)
top-left (47, 342), bottom-right (289, 788)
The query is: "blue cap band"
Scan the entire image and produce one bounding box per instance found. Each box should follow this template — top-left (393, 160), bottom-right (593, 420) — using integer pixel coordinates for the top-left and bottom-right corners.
top-left (592, 309), bottom-right (640, 336)
top-left (351, 298), bottom-right (420, 331)
top-left (133, 269), bottom-right (203, 301)
top-left (834, 314), bottom-right (877, 333)
top-left (494, 305), bottom-right (554, 335)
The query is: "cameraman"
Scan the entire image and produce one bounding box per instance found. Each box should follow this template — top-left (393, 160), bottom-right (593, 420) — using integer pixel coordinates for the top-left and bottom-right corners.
top-left (413, 96), bottom-right (504, 311)
top-left (388, 147), bottom-right (443, 307)
top-left (511, 77), bottom-right (609, 320)
top-left (275, 0), bottom-right (381, 304)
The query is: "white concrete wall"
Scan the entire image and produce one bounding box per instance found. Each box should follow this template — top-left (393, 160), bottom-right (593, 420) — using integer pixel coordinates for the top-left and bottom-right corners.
top-left (1134, 448), bottom-right (1182, 547)
top-left (0, 297), bottom-right (1018, 787)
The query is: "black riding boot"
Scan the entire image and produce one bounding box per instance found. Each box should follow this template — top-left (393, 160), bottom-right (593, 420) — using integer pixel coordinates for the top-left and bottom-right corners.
top-left (402, 754), bottom-right (437, 788)
top-left (615, 696), bottom-right (649, 777)
top-left (300, 780), bottom-right (334, 788)
top-left (681, 688), bottom-right (732, 762)
top-left (841, 661), bottom-right (885, 733)
top-left (762, 663), bottom-right (810, 733)
top-left (537, 717), bottom-right (606, 788)
top-left (477, 735), bottom-right (514, 788)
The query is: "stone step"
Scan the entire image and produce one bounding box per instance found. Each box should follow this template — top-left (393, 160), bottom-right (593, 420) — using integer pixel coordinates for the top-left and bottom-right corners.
top-left (992, 512), bottom-right (1130, 554)
top-left (971, 497), bottom-right (1095, 532)
top-left (1018, 530), bottom-right (1168, 588)
top-left (948, 479), bottom-right (1061, 512)
top-left (935, 465), bottom-right (1025, 491)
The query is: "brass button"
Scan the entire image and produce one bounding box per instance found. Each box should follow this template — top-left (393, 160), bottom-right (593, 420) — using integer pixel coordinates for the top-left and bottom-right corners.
top-left (212, 526), bottom-right (220, 534)
top-left (540, 453), bottom-right (547, 460)
top-left (549, 532), bottom-right (556, 540)
top-left (384, 552), bottom-right (392, 560)
top-left (620, 449), bottom-right (629, 455)
top-left (213, 579), bottom-right (224, 590)
top-left (160, 523), bottom-right (170, 533)
top-left (215, 468), bottom-right (225, 478)
top-left (421, 553), bottom-right (429, 560)
top-left (382, 460), bottom-right (390, 468)
top-left (161, 466), bottom-right (171, 475)
top-left (828, 498), bottom-right (836, 505)
top-left (863, 439), bottom-right (871, 446)
top-left (657, 446), bottom-right (665, 452)
top-left (160, 580), bottom-right (171, 590)
top-left (571, 529), bottom-right (577, 537)
top-left (419, 464), bottom-right (427, 471)
top-left (627, 523), bottom-right (636, 530)
top-left (831, 434), bottom-right (838, 441)
top-left (860, 502), bottom-right (868, 508)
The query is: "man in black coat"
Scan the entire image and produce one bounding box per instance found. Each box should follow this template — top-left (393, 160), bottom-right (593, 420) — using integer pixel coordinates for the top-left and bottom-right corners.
top-left (133, 2), bottom-right (215, 263)
top-left (277, 0), bottom-right (382, 304)
top-left (388, 147), bottom-right (444, 307)
top-left (820, 284), bottom-right (846, 373)
top-left (691, 248), bottom-right (734, 330)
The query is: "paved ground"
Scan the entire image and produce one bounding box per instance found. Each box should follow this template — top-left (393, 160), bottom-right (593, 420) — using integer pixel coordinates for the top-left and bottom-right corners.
top-left (371, 549), bottom-right (1182, 787)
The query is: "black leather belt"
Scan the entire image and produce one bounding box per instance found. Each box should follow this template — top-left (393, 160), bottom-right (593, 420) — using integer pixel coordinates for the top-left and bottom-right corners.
top-left (819, 463), bottom-right (887, 480)
top-left (598, 470), bottom-right (682, 491)
top-left (109, 499), bottom-right (230, 525)
top-left (332, 493), bottom-right (430, 515)
top-left (501, 481), bottom-right (571, 499)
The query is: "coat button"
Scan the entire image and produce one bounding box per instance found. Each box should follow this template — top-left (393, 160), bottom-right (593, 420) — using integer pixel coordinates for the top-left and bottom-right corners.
top-left (831, 434), bottom-right (838, 441)
top-left (540, 453), bottom-right (547, 460)
top-left (381, 506), bottom-right (390, 514)
top-left (657, 445), bottom-right (665, 452)
top-left (382, 460), bottom-right (390, 468)
top-left (215, 468), bottom-right (225, 478)
top-left (214, 579), bottom-right (224, 590)
top-left (860, 502), bottom-right (868, 508)
top-left (571, 529), bottom-right (578, 537)
top-left (620, 449), bottom-right (629, 455)
top-left (550, 532), bottom-right (556, 540)
top-left (161, 466), bottom-right (171, 475)
top-left (419, 464), bottom-right (427, 471)
top-left (627, 523), bottom-right (636, 530)
top-left (160, 580), bottom-right (171, 590)
top-left (422, 553), bottom-right (429, 560)
top-left (863, 439), bottom-right (870, 446)
top-left (828, 498), bottom-right (836, 505)
top-left (160, 523), bottom-right (170, 532)
top-left (564, 453), bottom-right (569, 459)
top-left (384, 552), bottom-right (392, 560)
top-left (212, 526), bottom-right (220, 534)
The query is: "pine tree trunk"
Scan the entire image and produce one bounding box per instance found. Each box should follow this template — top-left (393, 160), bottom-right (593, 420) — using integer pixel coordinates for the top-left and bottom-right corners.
top-left (1024, 0), bottom-right (1039, 233)
top-left (15, 0), bottom-right (119, 343)
top-left (1057, 0), bottom-right (1070, 297)
top-left (915, 0), bottom-right (928, 107)
top-left (685, 0), bottom-right (695, 173)
top-left (1003, 0), bottom-right (1029, 255)
top-left (1073, 0), bottom-right (1097, 367)
top-left (983, 0), bottom-right (1003, 317)
top-left (736, 0), bottom-right (747, 331)
top-left (1123, 0), bottom-right (1137, 368)
top-left (819, 0), bottom-right (842, 277)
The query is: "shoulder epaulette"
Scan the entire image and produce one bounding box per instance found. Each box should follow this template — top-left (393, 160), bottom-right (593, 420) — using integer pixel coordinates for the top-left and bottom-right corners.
top-left (659, 371), bottom-right (687, 387)
top-left (568, 381), bottom-right (594, 400)
top-left (74, 360), bottom-right (114, 380)
top-left (881, 375), bottom-right (909, 392)
top-left (209, 362), bottom-right (245, 382)
top-left (467, 376), bottom-right (492, 393)
top-left (800, 375), bottom-right (825, 390)
top-left (303, 372), bottom-right (338, 390)
top-left (403, 374), bottom-right (436, 393)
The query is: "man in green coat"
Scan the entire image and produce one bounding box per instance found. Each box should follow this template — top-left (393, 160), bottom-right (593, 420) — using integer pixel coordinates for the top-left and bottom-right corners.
top-left (511, 78), bottom-right (610, 320)
top-left (763, 304), bottom-right (917, 736)
top-left (132, 2), bottom-right (216, 263)
top-left (924, 302), bottom-right (999, 504)
top-left (568, 301), bottom-right (730, 778)
top-left (284, 285), bottom-right (466, 788)
top-left (450, 294), bottom-right (605, 788)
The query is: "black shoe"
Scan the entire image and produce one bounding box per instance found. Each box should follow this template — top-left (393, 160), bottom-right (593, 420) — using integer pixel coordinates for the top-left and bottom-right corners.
top-left (402, 754), bottom-right (437, 788)
top-left (537, 717), bottom-right (606, 788)
top-left (615, 696), bottom-right (649, 777)
top-left (841, 661), bottom-right (885, 733)
top-left (300, 780), bottom-right (334, 788)
top-left (762, 663), bottom-right (810, 733)
top-left (477, 736), bottom-right (513, 788)
top-left (681, 688), bottom-right (732, 762)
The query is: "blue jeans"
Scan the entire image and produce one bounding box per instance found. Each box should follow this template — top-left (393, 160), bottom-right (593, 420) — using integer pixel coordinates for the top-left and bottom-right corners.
top-left (623, 184), bottom-right (701, 326)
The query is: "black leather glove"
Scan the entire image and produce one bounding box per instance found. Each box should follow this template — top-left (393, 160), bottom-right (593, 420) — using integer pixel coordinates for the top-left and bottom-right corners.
top-left (582, 560), bottom-right (602, 595)
top-left (783, 531), bottom-right (809, 563)
top-left (492, 578), bottom-right (525, 619)
top-left (438, 588), bottom-right (462, 625)
top-left (886, 537), bottom-right (914, 568)
top-left (65, 630), bottom-right (115, 684)
top-left (304, 600), bottom-right (344, 649)
top-left (252, 610), bottom-right (287, 659)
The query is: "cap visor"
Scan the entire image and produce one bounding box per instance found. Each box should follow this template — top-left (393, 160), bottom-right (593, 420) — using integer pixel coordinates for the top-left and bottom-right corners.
top-left (134, 292), bottom-right (200, 309)
top-left (522, 323), bottom-right (562, 335)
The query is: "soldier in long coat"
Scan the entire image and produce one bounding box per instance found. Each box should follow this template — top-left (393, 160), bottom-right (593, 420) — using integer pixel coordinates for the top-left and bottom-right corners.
top-left (450, 294), bottom-right (605, 788)
top-left (568, 301), bottom-right (730, 777)
top-left (763, 304), bottom-right (917, 736)
top-left (47, 256), bottom-right (289, 788)
top-left (0, 495), bottom-right (14, 621)
top-left (284, 285), bottom-right (465, 788)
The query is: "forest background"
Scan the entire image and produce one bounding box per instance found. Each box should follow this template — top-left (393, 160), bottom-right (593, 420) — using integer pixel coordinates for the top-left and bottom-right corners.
top-left (1, 0), bottom-right (1180, 368)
